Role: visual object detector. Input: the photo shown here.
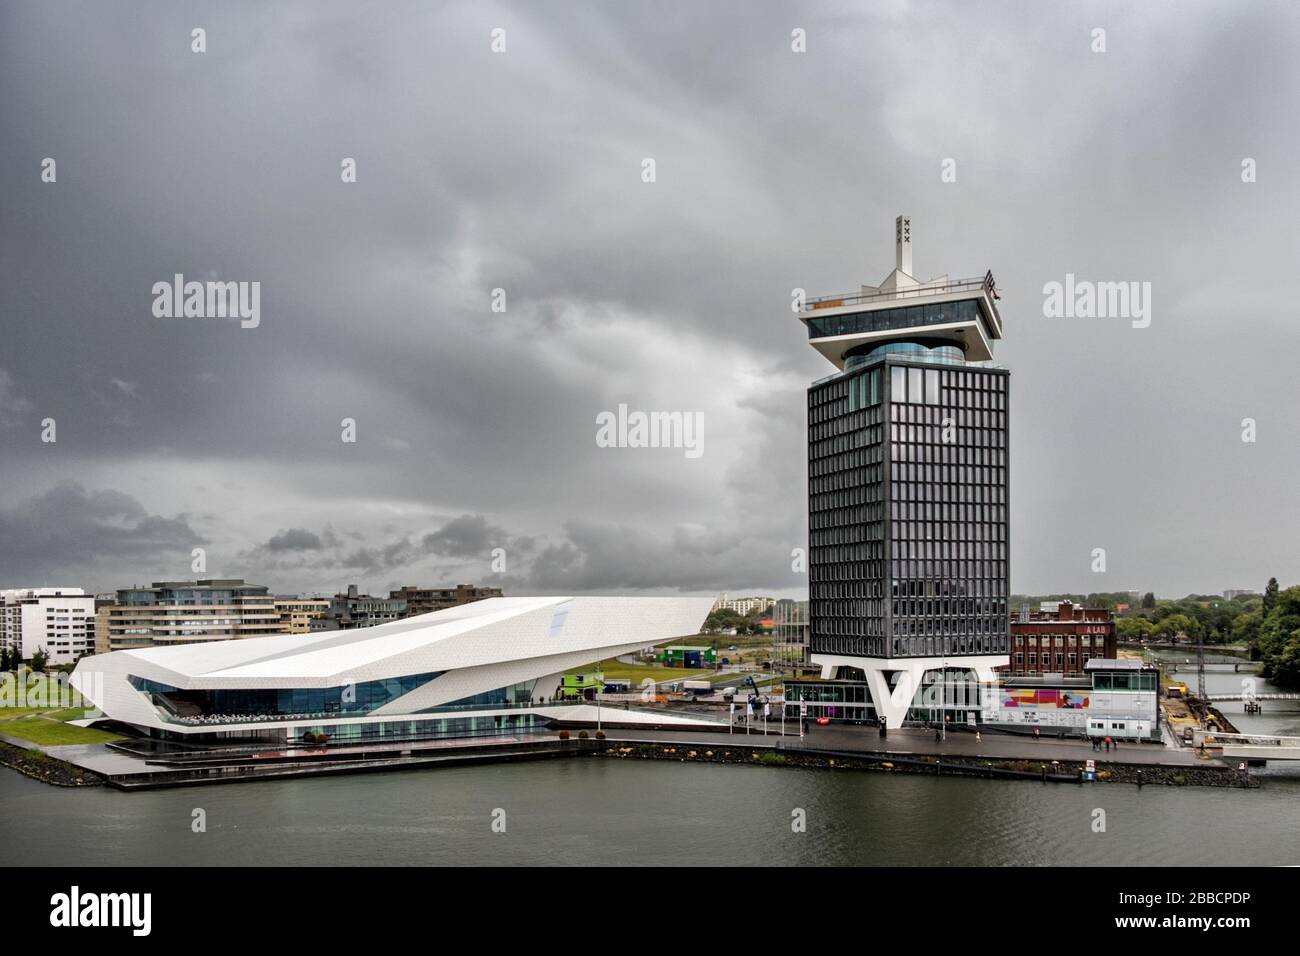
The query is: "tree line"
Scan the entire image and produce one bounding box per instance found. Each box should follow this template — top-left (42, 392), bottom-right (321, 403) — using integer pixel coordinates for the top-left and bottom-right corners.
top-left (1015, 578), bottom-right (1300, 689)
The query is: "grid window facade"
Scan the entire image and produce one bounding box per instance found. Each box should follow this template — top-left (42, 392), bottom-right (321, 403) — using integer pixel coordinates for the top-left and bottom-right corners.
top-left (809, 357), bottom-right (1010, 660)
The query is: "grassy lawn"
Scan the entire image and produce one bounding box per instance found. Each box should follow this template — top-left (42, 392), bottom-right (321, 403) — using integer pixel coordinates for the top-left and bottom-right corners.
top-left (0, 706), bottom-right (62, 718)
top-left (0, 716), bottom-right (124, 746)
top-left (564, 634), bottom-right (790, 688)
top-left (569, 658), bottom-right (786, 688)
top-left (578, 659), bottom-right (701, 683)
top-left (43, 707), bottom-right (96, 722)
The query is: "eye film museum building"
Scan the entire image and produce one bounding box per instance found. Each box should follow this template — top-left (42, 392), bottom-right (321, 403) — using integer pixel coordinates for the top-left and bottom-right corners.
top-left (71, 596), bottom-right (716, 744)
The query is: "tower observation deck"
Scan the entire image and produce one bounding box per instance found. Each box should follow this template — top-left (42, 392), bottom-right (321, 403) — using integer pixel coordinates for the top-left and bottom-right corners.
top-left (800, 215), bottom-right (1004, 369)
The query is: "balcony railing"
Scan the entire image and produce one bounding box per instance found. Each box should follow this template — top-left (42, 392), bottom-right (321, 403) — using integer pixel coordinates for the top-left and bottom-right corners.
top-left (802, 274), bottom-right (994, 313)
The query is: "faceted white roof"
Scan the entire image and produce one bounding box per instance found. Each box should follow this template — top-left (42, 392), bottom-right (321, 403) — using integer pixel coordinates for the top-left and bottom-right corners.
top-left (75, 595), bottom-right (714, 692)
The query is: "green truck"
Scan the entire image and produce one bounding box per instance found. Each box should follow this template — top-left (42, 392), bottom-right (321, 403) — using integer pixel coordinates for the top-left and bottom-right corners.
top-left (558, 671), bottom-right (605, 701)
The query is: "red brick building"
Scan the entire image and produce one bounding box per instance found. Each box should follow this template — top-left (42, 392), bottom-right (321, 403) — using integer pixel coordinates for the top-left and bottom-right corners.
top-left (1005, 601), bottom-right (1116, 677)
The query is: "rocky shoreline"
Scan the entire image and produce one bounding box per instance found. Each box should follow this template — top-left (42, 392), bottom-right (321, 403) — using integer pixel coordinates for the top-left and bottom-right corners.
top-left (0, 740), bottom-right (103, 788)
top-left (0, 734), bottom-right (1255, 791)
top-left (592, 741), bottom-right (1258, 788)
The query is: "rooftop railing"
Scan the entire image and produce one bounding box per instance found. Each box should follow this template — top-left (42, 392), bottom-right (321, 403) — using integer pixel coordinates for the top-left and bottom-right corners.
top-left (802, 275), bottom-right (994, 313)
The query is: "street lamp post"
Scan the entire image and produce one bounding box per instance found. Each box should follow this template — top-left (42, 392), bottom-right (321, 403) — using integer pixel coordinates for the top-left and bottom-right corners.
top-left (940, 649), bottom-right (947, 742)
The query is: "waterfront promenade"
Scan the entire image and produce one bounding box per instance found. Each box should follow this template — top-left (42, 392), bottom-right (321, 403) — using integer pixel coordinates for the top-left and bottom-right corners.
top-left (634, 724), bottom-right (1216, 768)
top-left (1, 715), bottom-right (1232, 790)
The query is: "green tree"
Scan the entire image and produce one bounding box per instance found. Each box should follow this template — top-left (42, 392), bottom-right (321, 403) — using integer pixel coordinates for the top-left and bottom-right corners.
top-left (1141, 592), bottom-right (1156, 609)
top-left (702, 609), bottom-right (744, 634)
top-left (30, 647), bottom-right (49, 672)
top-left (1232, 610), bottom-right (1264, 653)
top-left (1155, 614), bottom-right (1198, 641)
top-left (1269, 634), bottom-right (1300, 690)
top-left (1264, 577), bottom-right (1279, 615)
top-left (1258, 586), bottom-right (1300, 688)
top-left (1117, 617), bottom-right (1154, 641)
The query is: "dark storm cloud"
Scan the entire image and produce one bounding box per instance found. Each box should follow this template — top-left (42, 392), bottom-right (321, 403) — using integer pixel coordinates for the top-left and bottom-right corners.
top-left (0, 483), bottom-right (204, 583)
top-left (422, 514), bottom-right (504, 558)
top-left (0, 370), bottom-right (35, 428)
top-left (339, 538), bottom-right (419, 573)
top-left (265, 528), bottom-right (330, 552)
top-left (520, 517), bottom-right (781, 593)
top-left (2, 1), bottom-right (1299, 596)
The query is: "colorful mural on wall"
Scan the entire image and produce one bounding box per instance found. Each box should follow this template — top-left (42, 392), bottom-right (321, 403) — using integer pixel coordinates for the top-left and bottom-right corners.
top-left (1001, 688), bottom-right (1089, 709)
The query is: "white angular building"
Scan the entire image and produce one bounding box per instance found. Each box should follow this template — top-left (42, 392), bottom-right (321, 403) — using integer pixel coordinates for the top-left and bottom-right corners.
top-left (71, 595), bottom-right (716, 744)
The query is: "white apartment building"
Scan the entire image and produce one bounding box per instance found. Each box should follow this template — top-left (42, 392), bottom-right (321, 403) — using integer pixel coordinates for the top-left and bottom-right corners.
top-left (0, 588), bottom-right (97, 665)
top-left (712, 593), bottom-right (776, 616)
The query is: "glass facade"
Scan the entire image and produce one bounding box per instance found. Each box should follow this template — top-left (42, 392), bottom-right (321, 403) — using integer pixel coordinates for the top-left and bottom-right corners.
top-left (297, 712), bottom-right (547, 744)
top-left (809, 356), bottom-right (1010, 661)
top-left (785, 668), bottom-right (987, 723)
top-left (1092, 670), bottom-right (1157, 691)
top-left (129, 672), bottom-right (572, 746)
top-left (784, 681), bottom-right (874, 722)
top-left (846, 341), bottom-right (965, 369)
top-left (429, 679), bottom-right (539, 711)
top-left (806, 299), bottom-right (983, 341)
top-left (130, 672), bottom-right (442, 723)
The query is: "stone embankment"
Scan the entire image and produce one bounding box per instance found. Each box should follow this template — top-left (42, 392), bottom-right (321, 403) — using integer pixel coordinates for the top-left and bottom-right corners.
top-left (593, 740), bottom-right (1256, 788)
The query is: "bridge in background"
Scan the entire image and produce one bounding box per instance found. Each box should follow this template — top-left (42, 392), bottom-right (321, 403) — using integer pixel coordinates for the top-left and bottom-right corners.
top-left (1192, 731), bottom-right (1300, 762)
top-left (1166, 660), bottom-right (1260, 673)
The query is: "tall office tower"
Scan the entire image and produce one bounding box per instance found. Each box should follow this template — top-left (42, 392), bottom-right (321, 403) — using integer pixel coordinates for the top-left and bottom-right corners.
top-left (799, 217), bottom-right (1010, 727)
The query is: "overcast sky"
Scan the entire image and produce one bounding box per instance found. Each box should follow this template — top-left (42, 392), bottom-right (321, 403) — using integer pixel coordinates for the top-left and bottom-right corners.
top-left (2, 0), bottom-right (1298, 600)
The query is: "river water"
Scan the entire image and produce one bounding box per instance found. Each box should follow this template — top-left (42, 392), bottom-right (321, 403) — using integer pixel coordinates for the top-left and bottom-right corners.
top-left (6, 650), bottom-right (1297, 866)
top-left (4, 754), bottom-right (1298, 866)
top-left (1147, 648), bottom-right (1300, 738)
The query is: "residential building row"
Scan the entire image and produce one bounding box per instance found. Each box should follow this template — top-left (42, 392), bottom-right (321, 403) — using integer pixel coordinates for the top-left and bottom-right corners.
top-left (0, 579), bottom-right (504, 659)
